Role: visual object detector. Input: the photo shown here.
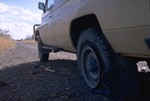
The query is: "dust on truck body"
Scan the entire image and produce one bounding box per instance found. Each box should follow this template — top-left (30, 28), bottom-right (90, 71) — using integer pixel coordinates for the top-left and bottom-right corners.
top-left (33, 0), bottom-right (150, 100)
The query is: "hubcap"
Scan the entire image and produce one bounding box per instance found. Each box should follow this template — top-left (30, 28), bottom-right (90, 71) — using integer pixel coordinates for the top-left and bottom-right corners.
top-left (81, 45), bottom-right (100, 88)
top-left (86, 53), bottom-right (99, 80)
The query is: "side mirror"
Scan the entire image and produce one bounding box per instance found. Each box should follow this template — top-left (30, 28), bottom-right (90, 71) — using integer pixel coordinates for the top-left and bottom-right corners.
top-left (38, 2), bottom-right (45, 12)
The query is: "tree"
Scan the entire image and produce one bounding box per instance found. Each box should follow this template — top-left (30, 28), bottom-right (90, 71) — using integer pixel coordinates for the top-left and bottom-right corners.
top-left (25, 34), bottom-right (35, 40)
top-left (0, 29), bottom-right (11, 38)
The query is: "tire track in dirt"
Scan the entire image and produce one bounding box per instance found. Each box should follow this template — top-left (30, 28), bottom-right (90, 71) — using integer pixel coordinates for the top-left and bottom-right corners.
top-left (17, 42), bottom-right (37, 53)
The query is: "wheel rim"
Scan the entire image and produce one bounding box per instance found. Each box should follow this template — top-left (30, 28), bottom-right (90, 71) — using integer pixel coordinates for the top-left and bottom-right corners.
top-left (81, 45), bottom-right (100, 88)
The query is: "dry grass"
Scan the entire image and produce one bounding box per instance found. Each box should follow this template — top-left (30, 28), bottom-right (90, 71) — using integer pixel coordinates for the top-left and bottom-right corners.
top-left (0, 36), bottom-right (14, 52)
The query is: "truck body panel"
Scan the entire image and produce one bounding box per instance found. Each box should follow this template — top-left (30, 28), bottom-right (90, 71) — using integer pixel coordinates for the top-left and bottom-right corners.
top-left (37, 0), bottom-right (150, 57)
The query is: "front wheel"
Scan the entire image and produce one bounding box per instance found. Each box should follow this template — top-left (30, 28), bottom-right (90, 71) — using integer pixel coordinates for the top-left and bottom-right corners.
top-left (37, 37), bottom-right (49, 62)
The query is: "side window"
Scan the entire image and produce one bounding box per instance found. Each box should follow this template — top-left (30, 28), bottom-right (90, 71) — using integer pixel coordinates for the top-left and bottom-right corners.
top-left (47, 0), bottom-right (54, 10)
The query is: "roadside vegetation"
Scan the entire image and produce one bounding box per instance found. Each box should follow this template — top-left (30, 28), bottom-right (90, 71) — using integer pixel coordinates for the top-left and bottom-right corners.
top-left (0, 30), bottom-right (14, 52)
top-left (22, 34), bottom-right (37, 44)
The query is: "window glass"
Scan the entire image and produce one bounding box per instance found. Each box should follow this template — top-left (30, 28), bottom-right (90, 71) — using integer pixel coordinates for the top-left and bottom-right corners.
top-left (47, 0), bottom-right (54, 9)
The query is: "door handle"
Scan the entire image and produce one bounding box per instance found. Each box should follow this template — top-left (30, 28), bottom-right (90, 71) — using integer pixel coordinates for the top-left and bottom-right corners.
top-left (49, 14), bottom-right (52, 18)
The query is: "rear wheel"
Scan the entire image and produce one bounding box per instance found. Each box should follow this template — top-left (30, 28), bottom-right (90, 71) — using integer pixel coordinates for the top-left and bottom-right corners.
top-left (80, 44), bottom-right (101, 88)
top-left (77, 28), bottom-right (139, 100)
top-left (77, 28), bottom-right (114, 91)
top-left (37, 37), bottom-right (49, 62)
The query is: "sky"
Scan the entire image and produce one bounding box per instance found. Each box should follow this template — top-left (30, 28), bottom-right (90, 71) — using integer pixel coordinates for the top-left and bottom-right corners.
top-left (0, 0), bottom-right (44, 39)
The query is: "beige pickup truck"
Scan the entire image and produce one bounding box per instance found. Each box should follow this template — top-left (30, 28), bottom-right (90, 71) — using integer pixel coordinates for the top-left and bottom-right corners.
top-left (33, 0), bottom-right (150, 99)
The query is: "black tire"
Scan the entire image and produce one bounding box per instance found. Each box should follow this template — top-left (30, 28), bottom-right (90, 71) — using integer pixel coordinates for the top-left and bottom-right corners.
top-left (38, 37), bottom-right (49, 62)
top-left (77, 28), bottom-right (114, 90)
top-left (111, 56), bottom-right (139, 100)
top-left (77, 28), bottom-right (139, 100)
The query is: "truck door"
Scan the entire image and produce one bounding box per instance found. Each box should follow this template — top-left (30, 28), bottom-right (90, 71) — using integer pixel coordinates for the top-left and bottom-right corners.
top-left (39, 0), bottom-right (57, 47)
top-left (52, 0), bottom-right (75, 50)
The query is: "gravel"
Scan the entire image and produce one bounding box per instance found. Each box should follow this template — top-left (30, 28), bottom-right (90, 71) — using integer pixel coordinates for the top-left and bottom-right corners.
top-left (0, 41), bottom-right (110, 101)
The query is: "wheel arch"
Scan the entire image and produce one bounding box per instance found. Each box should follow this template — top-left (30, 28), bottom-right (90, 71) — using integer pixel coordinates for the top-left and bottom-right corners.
top-left (70, 14), bottom-right (104, 49)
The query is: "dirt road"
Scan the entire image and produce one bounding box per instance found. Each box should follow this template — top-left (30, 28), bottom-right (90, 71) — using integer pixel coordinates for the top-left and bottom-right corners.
top-left (0, 41), bottom-right (110, 101)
